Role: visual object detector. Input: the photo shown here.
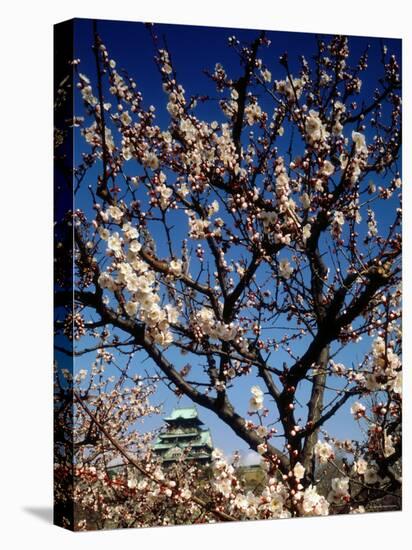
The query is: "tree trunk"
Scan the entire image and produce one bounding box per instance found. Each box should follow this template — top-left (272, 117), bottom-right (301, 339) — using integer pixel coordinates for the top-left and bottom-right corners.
top-left (301, 345), bottom-right (329, 481)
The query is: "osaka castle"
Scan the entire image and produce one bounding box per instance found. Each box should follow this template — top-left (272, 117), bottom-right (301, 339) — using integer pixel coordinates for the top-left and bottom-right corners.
top-left (154, 406), bottom-right (213, 465)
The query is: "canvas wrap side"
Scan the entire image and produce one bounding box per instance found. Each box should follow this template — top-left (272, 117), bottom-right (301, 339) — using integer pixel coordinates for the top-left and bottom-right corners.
top-left (53, 19), bottom-right (75, 531)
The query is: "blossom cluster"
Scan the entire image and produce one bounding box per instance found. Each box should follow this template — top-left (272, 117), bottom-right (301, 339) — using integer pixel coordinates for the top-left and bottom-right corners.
top-left (191, 306), bottom-right (239, 343)
top-left (97, 217), bottom-right (179, 347)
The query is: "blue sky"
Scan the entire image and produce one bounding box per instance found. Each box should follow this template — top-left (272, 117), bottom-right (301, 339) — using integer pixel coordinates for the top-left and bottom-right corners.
top-left (62, 18), bottom-right (401, 460)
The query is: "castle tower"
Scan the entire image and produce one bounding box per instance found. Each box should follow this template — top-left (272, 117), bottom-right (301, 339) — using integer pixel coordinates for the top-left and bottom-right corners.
top-left (154, 406), bottom-right (213, 465)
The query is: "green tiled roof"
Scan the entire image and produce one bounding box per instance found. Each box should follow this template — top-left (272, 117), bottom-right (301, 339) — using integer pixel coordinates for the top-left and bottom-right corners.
top-left (197, 429), bottom-right (213, 448)
top-left (159, 430), bottom-right (198, 439)
top-left (164, 406), bottom-right (203, 423)
top-left (154, 429), bottom-right (213, 451)
top-left (153, 439), bottom-right (174, 450)
top-left (163, 452), bottom-right (211, 463)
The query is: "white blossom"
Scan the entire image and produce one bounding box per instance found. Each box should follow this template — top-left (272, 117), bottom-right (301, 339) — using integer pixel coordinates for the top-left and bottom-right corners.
top-left (279, 259), bottom-right (293, 279)
top-left (314, 440), bottom-right (334, 463)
